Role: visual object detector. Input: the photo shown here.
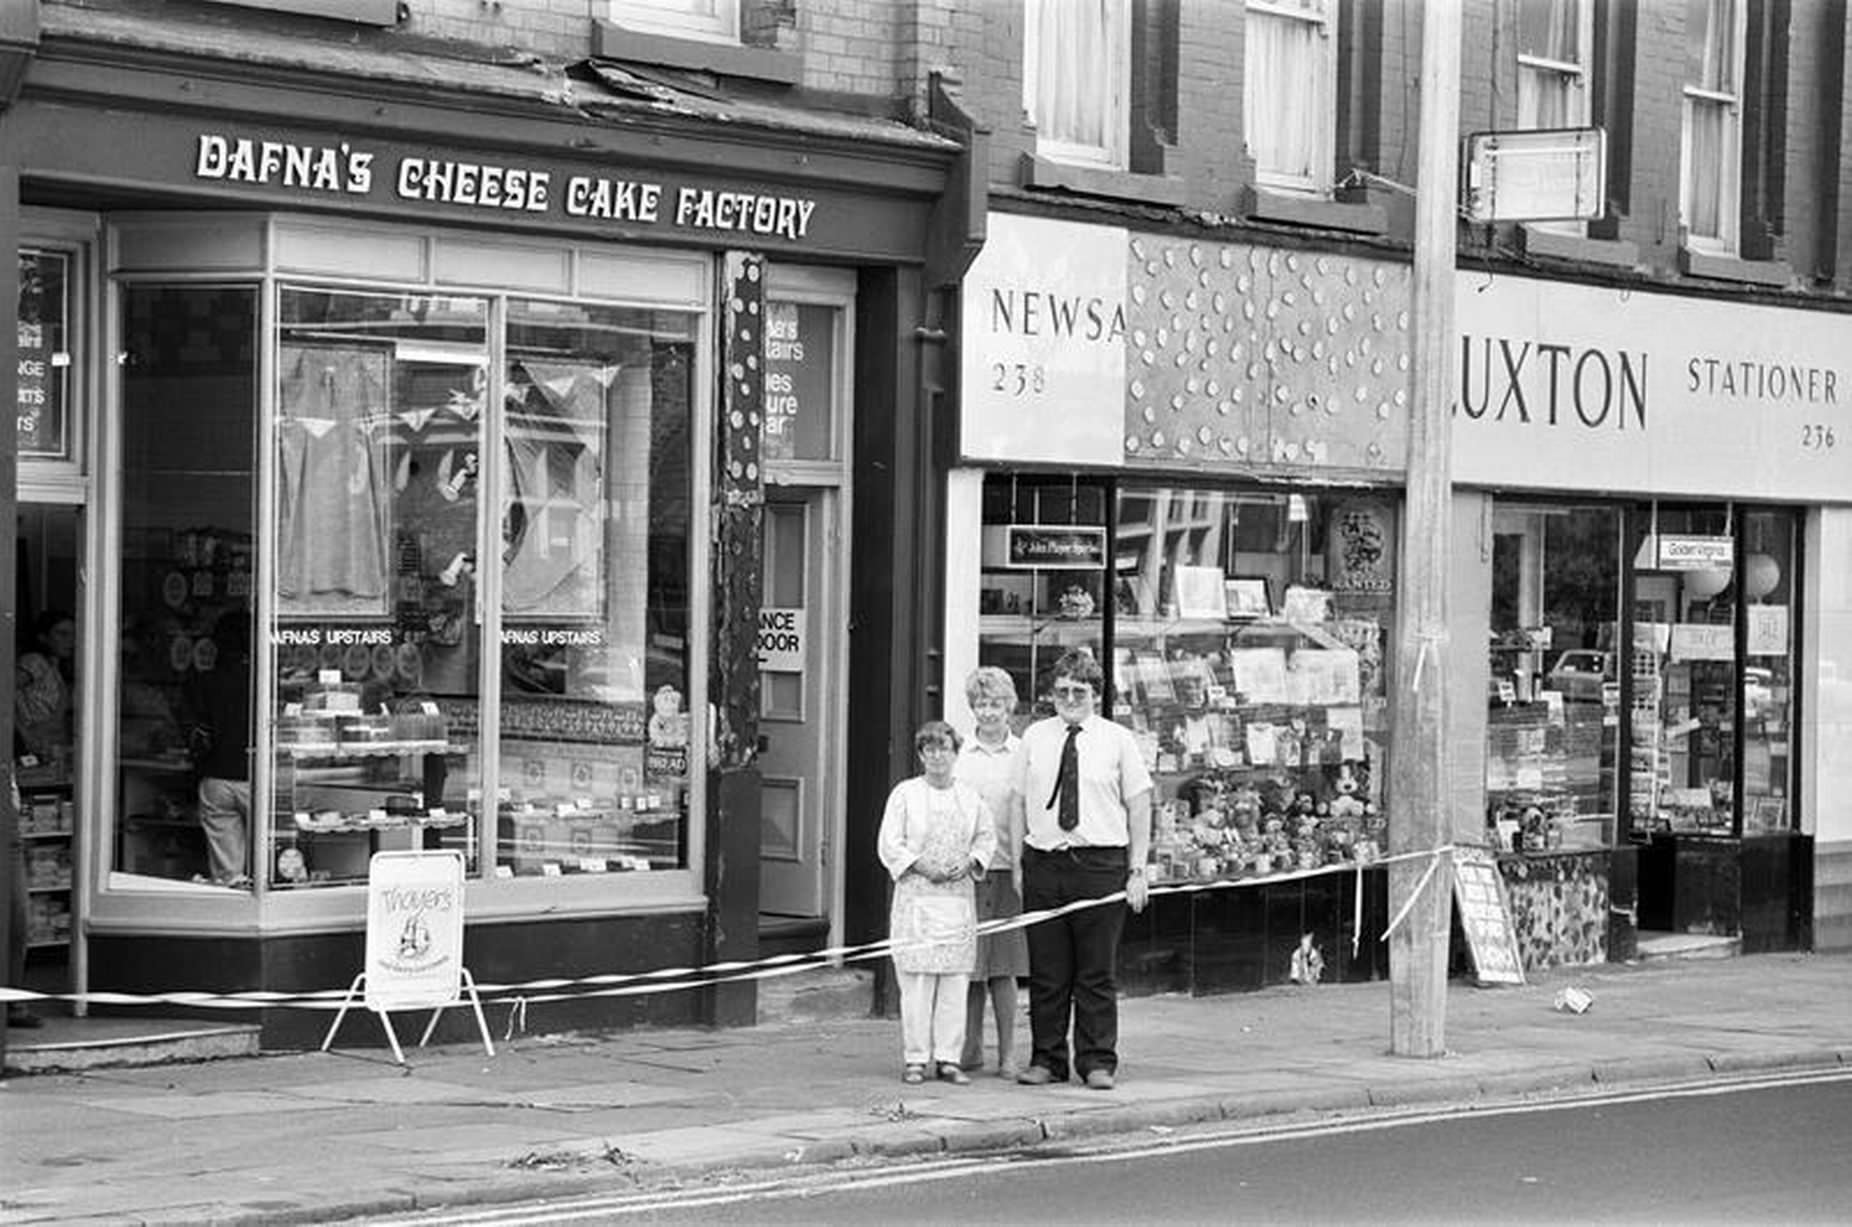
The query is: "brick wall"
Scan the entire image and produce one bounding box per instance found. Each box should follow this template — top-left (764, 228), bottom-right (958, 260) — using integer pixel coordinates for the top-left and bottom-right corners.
top-left (799, 0), bottom-right (902, 97)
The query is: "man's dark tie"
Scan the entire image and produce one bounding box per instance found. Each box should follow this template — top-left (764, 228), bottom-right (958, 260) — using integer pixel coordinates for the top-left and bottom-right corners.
top-left (1046, 723), bottom-right (1081, 831)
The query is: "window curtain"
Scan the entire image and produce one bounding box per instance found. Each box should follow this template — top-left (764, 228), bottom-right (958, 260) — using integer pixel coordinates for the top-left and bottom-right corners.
top-left (1245, 4), bottom-right (1323, 184)
top-left (1025, 0), bottom-right (1117, 158)
top-left (1516, 0), bottom-right (1582, 129)
top-left (277, 343), bottom-right (393, 615)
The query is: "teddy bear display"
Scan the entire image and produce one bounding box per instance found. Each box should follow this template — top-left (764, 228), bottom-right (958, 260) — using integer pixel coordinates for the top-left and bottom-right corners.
top-left (1148, 759), bottom-right (1384, 882)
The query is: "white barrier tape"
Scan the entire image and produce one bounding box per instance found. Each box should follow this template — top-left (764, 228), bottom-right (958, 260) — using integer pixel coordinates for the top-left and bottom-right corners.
top-left (0, 846), bottom-right (1456, 1013)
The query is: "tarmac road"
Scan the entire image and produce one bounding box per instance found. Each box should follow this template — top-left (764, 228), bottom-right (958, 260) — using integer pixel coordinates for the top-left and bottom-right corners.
top-left (375, 1068), bottom-right (1852, 1225)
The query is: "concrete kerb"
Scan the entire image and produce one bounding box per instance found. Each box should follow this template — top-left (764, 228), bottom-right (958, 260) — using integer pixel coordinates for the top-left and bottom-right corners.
top-left (1704, 1047), bottom-right (1846, 1075)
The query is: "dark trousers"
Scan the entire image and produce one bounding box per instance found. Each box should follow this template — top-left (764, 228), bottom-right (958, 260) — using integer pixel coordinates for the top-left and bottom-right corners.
top-left (1022, 845), bottom-right (1128, 1080)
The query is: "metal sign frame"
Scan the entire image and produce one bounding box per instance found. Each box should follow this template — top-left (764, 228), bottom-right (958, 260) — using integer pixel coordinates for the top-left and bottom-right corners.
top-left (1462, 127), bottom-right (1607, 223)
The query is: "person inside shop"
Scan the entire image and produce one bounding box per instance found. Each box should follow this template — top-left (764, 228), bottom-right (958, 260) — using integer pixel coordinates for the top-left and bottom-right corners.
top-left (954, 666), bottom-right (1028, 1078)
top-left (185, 615), bottom-right (254, 890)
top-left (877, 720), bottom-right (996, 1087)
top-left (1009, 647), bottom-right (1152, 1091)
top-left (15, 609), bottom-right (76, 769)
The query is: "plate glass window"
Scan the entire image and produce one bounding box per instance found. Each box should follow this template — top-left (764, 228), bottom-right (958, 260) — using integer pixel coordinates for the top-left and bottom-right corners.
top-left (494, 299), bottom-right (697, 877)
top-left (270, 288), bottom-right (489, 890)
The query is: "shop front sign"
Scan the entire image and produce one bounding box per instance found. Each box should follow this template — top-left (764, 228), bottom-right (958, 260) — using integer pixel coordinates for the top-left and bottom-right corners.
top-left (959, 213), bottom-right (1127, 467)
top-left (363, 850), bottom-right (465, 1012)
top-left (1656, 534), bottom-right (1734, 571)
top-left (192, 131), bottom-right (819, 240)
top-left (1454, 275), bottom-right (1852, 502)
top-left (1004, 524), bottom-right (1108, 569)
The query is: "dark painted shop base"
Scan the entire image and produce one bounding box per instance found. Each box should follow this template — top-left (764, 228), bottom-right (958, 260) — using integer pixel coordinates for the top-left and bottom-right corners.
top-left (1120, 868), bottom-right (1391, 997)
top-left (86, 913), bottom-right (713, 1049)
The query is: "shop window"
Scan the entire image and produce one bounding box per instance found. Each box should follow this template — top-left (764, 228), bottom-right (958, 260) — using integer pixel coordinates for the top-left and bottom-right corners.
top-left (270, 288), bottom-right (489, 890)
top-left (1680, 0), bottom-right (1745, 255)
top-left (1244, 0), bottom-right (1338, 195)
top-left (1627, 503), bottom-right (1797, 838)
top-left (494, 299), bottom-right (696, 878)
top-left (977, 474), bottom-right (1109, 718)
top-left (1117, 487), bottom-right (1395, 884)
top-left (1023, 0), bottom-right (1130, 170)
top-left (1484, 504), bottom-right (1624, 854)
top-left (1739, 509), bottom-right (1796, 834)
top-left (976, 475), bottom-right (1399, 884)
top-left (114, 285), bottom-right (259, 888)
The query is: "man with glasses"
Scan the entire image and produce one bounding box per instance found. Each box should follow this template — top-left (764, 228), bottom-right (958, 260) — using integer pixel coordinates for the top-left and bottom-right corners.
top-left (1010, 648), bottom-right (1152, 1090)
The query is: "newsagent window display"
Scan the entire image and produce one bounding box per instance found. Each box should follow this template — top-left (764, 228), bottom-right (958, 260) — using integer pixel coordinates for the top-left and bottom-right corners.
top-left (267, 287), bottom-right (697, 889)
top-left (1117, 487), bottom-right (1396, 883)
top-left (975, 475), bottom-right (1397, 884)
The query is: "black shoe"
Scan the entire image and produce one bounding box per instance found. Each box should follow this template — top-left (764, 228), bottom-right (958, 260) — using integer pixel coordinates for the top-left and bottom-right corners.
top-left (7, 1007), bottom-right (43, 1029)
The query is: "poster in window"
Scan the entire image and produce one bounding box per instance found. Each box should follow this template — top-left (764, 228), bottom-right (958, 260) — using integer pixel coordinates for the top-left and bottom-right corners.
top-left (17, 251), bottom-right (71, 461)
top-left (1746, 605), bottom-right (1788, 656)
top-left (762, 301), bottom-right (835, 463)
top-left (1328, 500), bottom-right (1394, 593)
top-left (1173, 565), bottom-right (1227, 619)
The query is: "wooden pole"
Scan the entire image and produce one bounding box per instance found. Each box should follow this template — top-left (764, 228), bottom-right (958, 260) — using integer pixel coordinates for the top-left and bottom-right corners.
top-left (1388, 0), bottom-right (1461, 1058)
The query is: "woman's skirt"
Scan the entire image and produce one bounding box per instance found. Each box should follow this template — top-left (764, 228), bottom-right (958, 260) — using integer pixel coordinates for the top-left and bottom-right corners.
top-left (970, 868), bottom-right (1030, 980)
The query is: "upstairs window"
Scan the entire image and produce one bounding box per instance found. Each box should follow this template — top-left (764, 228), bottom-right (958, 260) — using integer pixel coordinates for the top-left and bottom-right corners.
top-left (1681, 0), bottom-right (1745, 254)
top-left (1244, 0), bottom-right (1337, 195)
top-left (613, 0), bottom-right (738, 41)
top-left (1517, 0), bottom-right (1591, 129)
top-left (1023, 0), bottom-right (1129, 169)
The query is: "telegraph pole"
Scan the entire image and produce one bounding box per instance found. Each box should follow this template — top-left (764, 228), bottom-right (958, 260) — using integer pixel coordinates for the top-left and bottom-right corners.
top-left (1388, 0), bottom-right (1461, 1058)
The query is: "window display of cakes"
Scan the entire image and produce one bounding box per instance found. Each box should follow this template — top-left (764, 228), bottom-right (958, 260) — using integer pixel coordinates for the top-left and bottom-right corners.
top-left (277, 683), bottom-right (449, 755)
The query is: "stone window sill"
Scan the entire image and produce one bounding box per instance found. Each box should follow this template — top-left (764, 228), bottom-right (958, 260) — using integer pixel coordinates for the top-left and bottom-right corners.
top-left (1245, 186), bottom-right (1386, 236)
top-left (1679, 246), bottom-right (1794, 288)
top-left (1518, 226), bottom-right (1640, 268)
top-left (1020, 154), bottom-right (1188, 208)
top-left (593, 20), bottom-right (802, 86)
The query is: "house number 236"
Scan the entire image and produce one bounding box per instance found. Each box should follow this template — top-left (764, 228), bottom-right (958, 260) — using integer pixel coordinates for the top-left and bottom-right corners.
top-left (1802, 424), bottom-right (1837, 451)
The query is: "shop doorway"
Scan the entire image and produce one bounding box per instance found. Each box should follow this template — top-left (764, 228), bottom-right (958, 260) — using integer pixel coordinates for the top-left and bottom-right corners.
top-left (15, 503), bottom-right (83, 1009)
top-left (757, 485), bottom-right (844, 934)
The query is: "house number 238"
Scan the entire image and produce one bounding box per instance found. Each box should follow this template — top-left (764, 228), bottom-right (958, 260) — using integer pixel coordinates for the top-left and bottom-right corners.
top-left (991, 362), bottom-right (1045, 397)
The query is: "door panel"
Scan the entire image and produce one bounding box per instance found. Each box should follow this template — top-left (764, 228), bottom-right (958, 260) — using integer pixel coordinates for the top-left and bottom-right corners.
top-left (757, 489), bottom-right (835, 918)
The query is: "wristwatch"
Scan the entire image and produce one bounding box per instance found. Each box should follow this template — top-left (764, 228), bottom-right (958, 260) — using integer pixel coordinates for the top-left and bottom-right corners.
top-left (1127, 866), bottom-right (1146, 878)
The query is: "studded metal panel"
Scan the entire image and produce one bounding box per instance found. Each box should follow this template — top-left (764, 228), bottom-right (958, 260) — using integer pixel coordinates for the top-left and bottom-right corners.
top-left (713, 250), bottom-right (765, 769)
top-left (1123, 236), bottom-right (1414, 473)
